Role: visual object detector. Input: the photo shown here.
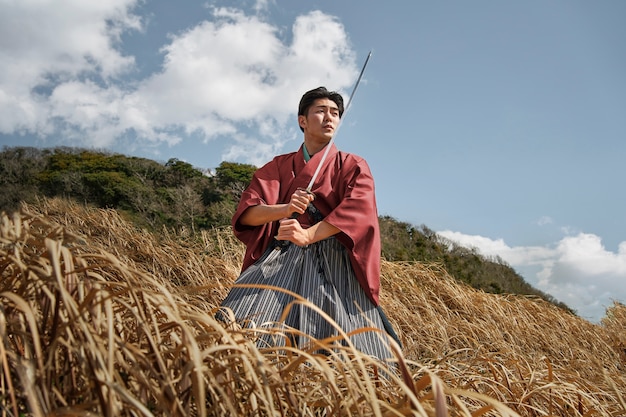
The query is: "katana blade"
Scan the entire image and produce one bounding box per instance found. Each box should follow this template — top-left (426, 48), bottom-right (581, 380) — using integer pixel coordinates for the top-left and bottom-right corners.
top-left (305, 51), bottom-right (372, 192)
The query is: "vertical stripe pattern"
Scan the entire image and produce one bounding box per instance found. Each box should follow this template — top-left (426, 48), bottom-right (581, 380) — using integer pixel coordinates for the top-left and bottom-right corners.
top-left (219, 237), bottom-right (393, 361)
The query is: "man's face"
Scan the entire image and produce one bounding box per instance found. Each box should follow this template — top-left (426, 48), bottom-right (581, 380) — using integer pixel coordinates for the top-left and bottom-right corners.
top-left (298, 98), bottom-right (341, 145)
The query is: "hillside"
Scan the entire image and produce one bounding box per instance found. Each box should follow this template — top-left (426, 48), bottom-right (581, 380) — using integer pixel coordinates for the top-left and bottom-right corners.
top-left (1, 198), bottom-right (624, 416)
top-left (0, 146), bottom-right (570, 313)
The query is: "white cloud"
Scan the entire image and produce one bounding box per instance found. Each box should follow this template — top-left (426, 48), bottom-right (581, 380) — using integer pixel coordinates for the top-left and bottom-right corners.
top-left (130, 7), bottom-right (356, 163)
top-left (437, 230), bottom-right (626, 323)
top-left (0, 0), bottom-right (141, 134)
top-left (253, 0), bottom-right (274, 14)
top-left (0, 0), bottom-right (140, 78)
top-left (437, 230), bottom-right (556, 267)
top-left (536, 216), bottom-right (553, 226)
top-left (0, 2), bottom-right (358, 164)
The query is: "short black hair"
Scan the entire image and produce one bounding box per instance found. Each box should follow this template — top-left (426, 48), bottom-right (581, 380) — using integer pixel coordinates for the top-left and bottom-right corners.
top-left (298, 87), bottom-right (344, 131)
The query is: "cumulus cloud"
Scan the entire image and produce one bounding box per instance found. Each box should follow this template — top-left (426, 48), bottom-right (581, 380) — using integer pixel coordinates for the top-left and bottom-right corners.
top-left (437, 230), bottom-right (556, 267)
top-left (128, 7), bottom-right (357, 162)
top-left (0, 1), bottom-right (358, 164)
top-left (0, 0), bottom-right (141, 133)
top-left (438, 230), bottom-right (626, 322)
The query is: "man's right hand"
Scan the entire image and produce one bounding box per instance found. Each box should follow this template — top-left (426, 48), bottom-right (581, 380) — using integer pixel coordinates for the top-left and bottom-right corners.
top-left (286, 188), bottom-right (315, 218)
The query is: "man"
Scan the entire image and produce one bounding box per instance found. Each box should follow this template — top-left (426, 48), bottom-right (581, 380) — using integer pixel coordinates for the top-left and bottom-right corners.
top-left (219, 86), bottom-right (397, 360)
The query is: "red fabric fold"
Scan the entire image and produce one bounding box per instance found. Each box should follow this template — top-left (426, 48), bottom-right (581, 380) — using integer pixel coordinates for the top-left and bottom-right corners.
top-left (232, 144), bottom-right (382, 305)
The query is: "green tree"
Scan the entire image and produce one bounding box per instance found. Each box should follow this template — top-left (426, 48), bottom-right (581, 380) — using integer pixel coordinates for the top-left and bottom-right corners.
top-left (215, 161), bottom-right (257, 199)
top-left (164, 158), bottom-right (203, 185)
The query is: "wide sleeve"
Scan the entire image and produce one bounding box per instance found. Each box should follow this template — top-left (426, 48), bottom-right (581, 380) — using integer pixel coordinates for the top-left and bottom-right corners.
top-left (323, 157), bottom-right (382, 305)
top-left (231, 159), bottom-right (283, 271)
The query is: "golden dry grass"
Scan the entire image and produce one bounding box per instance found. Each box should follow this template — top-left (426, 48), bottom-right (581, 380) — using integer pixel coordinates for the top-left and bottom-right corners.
top-left (1, 197), bottom-right (624, 416)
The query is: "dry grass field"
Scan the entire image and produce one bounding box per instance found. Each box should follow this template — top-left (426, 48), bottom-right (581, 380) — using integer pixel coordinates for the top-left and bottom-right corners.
top-left (1, 198), bottom-right (624, 416)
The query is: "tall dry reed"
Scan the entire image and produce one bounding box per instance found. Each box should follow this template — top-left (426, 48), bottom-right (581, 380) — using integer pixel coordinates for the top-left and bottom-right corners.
top-left (1, 197), bottom-right (624, 416)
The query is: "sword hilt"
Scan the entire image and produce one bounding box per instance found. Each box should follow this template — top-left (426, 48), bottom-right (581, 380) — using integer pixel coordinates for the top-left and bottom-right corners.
top-left (277, 188), bottom-right (315, 246)
top-left (288, 188), bottom-right (315, 219)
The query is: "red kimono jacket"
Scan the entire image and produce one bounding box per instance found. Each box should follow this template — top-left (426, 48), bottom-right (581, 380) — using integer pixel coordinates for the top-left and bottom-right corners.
top-left (232, 144), bottom-right (382, 306)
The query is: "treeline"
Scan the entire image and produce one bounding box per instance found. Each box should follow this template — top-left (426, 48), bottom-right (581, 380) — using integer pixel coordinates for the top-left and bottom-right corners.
top-left (0, 146), bottom-right (572, 313)
top-left (0, 146), bottom-right (255, 232)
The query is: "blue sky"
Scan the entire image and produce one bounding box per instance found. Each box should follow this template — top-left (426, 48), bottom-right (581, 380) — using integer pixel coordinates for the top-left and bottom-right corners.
top-left (1, 0), bottom-right (625, 322)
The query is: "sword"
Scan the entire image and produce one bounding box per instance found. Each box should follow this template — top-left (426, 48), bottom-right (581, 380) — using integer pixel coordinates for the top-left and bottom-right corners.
top-left (282, 51), bottom-right (372, 227)
top-left (303, 50), bottom-right (372, 192)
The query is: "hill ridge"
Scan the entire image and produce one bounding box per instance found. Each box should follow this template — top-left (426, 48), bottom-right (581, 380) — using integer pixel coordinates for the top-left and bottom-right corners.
top-left (0, 145), bottom-right (570, 312)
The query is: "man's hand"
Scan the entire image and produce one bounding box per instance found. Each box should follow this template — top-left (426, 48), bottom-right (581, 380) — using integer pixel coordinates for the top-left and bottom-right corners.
top-left (239, 189), bottom-right (315, 227)
top-left (276, 219), bottom-right (341, 247)
top-left (276, 218), bottom-right (311, 246)
top-left (286, 188), bottom-right (315, 218)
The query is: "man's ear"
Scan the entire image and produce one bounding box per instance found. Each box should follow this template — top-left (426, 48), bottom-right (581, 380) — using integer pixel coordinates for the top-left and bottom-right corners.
top-left (298, 114), bottom-right (306, 130)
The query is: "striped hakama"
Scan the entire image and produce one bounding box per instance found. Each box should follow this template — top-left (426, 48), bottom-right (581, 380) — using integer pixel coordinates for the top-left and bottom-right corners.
top-left (219, 237), bottom-right (393, 361)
